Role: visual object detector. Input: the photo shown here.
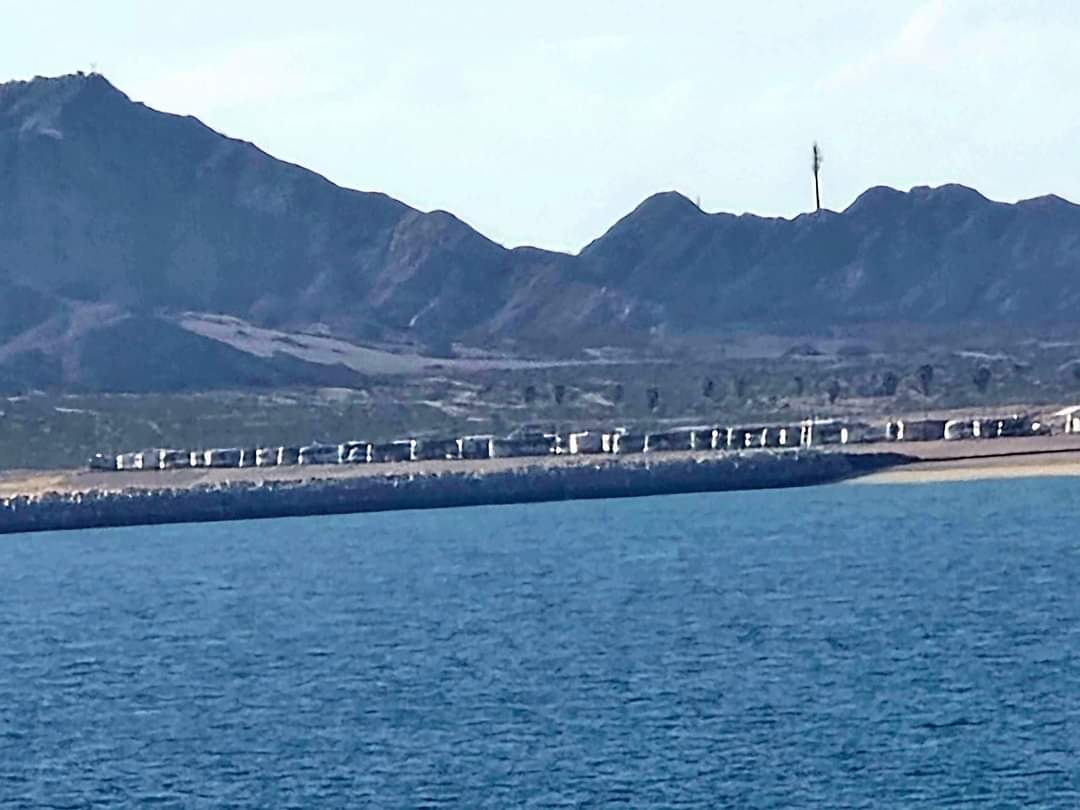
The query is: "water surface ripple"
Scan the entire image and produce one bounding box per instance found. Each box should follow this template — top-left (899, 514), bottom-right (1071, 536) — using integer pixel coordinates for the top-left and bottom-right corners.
top-left (1, 478), bottom-right (1078, 807)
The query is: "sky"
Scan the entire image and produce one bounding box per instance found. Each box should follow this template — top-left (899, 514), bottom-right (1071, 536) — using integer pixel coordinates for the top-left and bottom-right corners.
top-left (2, 1), bottom-right (1078, 253)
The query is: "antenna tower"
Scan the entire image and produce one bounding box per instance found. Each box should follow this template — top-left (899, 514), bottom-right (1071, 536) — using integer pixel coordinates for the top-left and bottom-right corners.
top-left (812, 142), bottom-right (823, 212)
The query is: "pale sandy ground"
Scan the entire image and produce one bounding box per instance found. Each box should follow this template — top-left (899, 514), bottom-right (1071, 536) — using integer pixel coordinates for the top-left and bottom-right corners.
top-left (850, 436), bottom-right (1080, 484)
top-left (852, 452), bottom-right (1080, 484)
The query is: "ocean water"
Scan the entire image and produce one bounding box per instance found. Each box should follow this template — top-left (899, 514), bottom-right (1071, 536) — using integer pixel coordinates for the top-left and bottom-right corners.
top-left (1, 478), bottom-right (1078, 808)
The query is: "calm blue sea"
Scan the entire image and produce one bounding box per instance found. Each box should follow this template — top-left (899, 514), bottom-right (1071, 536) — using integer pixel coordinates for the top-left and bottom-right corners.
top-left (1, 477), bottom-right (1078, 808)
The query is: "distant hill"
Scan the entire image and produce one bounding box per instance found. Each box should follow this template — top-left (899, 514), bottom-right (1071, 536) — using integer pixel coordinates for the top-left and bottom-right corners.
top-left (578, 185), bottom-right (1080, 328)
top-left (1, 72), bottom-right (1079, 392)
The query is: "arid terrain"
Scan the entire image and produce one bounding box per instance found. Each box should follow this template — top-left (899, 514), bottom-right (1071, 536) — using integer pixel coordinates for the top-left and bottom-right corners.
top-left (3, 73), bottom-right (1080, 476)
top-left (3, 337), bottom-right (1079, 470)
top-left (4, 73), bottom-right (1080, 397)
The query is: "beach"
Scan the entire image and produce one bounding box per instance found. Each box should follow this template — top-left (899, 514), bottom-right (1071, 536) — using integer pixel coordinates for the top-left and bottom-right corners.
top-left (850, 435), bottom-right (1080, 484)
top-left (3, 434), bottom-right (1080, 535)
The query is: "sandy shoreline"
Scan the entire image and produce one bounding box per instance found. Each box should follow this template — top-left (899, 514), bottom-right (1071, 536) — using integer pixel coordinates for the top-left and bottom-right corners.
top-left (852, 447), bottom-right (1080, 484)
top-left (1, 438), bottom-right (1077, 534)
top-left (5, 436), bottom-right (1080, 499)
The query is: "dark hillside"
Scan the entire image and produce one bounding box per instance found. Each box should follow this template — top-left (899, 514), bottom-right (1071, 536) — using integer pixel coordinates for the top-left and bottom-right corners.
top-left (2, 73), bottom-right (1079, 393)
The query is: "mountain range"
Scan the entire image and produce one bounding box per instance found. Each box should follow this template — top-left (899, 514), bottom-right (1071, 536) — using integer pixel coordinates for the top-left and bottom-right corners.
top-left (2, 72), bottom-right (1079, 392)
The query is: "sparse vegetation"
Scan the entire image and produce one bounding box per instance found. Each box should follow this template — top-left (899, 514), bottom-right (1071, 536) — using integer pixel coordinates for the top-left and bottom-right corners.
top-left (646, 388), bottom-right (660, 412)
top-left (4, 335), bottom-right (1078, 470)
top-left (918, 364), bottom-right (935, 397)
top-left (827, 379), bottom-right (841, 405)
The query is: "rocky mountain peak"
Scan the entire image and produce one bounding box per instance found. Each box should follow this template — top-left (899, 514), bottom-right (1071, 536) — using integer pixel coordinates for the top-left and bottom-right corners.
top-left (1, 73), bottom-right (1079, 393)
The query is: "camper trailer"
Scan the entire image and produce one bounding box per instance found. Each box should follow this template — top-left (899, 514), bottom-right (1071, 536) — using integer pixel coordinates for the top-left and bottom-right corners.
top-left (342, 441), bottom-right (372, 464)
top-left (1059, 406), bottom-right (1080, 434)
top-left (492, 433), bottom-right (560, 458)
top-left (567, 431), bottom-right (604, 455)
top-left (116, 452), bottom-right (141, 471)
top-left (371, 440), bottom-right (417, 464)
top-left (889, 419), bottom-right (946, 442)
top-left (976, 415), bottom-right (1041, 439)
top-left (298, 444), bottom-right (341, 466)
top-left (732, 426), bottom-right (769, 449)
top-left (689, 427), bottom-right (720, 451)
top-left (944, 419), bottom-right (975, 440)
top-left (414, 438), bottom-right (461, 461)
top-left (160, 449), bottom-right (191, 470)
top-left (810, 421), bottom-right (847, 446)
top-left (713, 428), bottom-right (734, 450)
top-left (134, 450), bottom-right (161, 470)
top-left (612, 432), bottom-right (647, 454)
top-left (460, 435), bottom-right (494, 460)
top-left (204, 448), bottom-right (242, 468)
top-left (88, 453), bottom-right (116, 471)
top-left (602, 429), bottom-right (626, 453)
top-left (645, 429), bottom-right (694, 453)
top-left (843, 422), bottom-right (883, 444)
top-left (775, 425), bottom-right (803, 448)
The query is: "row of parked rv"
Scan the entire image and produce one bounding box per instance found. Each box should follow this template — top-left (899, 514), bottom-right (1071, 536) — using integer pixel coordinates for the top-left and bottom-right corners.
top-left (888, 414), bottom-right (1049, 441)
top-left (87, 412), bottom-right (1056, 472)
top-left (88, 421), bottom-right (836, 472)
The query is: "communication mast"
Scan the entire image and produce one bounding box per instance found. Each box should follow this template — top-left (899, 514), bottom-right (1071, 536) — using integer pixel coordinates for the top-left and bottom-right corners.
top-left (812, 142), bottom-right (823, 212)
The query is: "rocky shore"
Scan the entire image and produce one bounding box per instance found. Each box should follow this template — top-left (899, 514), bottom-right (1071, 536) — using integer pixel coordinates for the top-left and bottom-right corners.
top-left (0, 450), bottom-right (909, 536)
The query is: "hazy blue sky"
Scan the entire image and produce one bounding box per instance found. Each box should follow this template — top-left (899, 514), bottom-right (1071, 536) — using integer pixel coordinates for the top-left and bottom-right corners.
top-left (2, 1), bottom-right (1077, 252)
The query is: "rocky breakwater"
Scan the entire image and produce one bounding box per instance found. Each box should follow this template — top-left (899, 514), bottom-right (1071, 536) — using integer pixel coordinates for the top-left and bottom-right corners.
top-left (0, 450), bottom-right (911, 536)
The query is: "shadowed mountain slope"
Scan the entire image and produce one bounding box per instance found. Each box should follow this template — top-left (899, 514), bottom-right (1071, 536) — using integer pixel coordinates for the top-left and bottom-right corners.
top-left (1, 73), bottom-right (1079, 391)
top-left (576, 185), bottom-right (1080, 327)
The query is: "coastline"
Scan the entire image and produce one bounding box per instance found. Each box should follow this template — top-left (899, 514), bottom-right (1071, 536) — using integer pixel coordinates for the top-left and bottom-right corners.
top-left (851, 447), bottom-right (1080, 485)
top-left (5, 434), bottom-right (1080, 536)
top-left (0, 450), bottom-right (907, 536)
